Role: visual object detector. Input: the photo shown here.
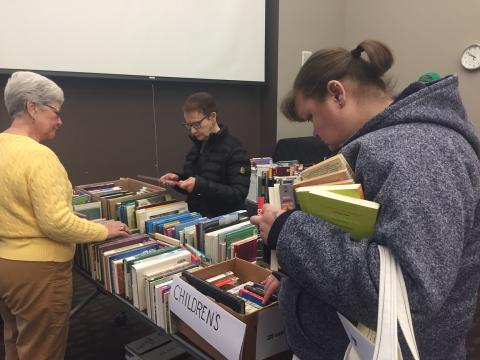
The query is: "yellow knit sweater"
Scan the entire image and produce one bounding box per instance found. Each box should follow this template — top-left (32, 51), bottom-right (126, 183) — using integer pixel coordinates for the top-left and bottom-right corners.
top-left (0, 133), bottom-right (108, 262)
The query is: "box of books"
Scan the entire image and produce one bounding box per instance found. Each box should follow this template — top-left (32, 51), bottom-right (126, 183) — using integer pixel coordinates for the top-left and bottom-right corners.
top-left (170, 258), bottom-right (290, 360)
top-left (72, 190), bottom-right (103, 220)
top-left (76, 178), bottom-right (169, 220)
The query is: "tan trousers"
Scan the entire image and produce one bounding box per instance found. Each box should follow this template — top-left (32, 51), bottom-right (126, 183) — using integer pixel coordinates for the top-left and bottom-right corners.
top-left (0, 258), bottom-right (73, 360)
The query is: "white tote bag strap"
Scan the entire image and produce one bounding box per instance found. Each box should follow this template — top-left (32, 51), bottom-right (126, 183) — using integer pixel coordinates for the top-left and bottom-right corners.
top-left (394, 256), bottom-right (420, 360)
top-left (373, 245), bottom-right (398, 359)
top-left (374, 245), bottom-right (420, 360)
top-left (340, 245), bottom-right (420, 360)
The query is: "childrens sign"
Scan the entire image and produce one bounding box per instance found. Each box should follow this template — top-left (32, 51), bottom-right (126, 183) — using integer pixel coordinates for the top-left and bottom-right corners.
top-left (170, 277), bottom-right (247, 360)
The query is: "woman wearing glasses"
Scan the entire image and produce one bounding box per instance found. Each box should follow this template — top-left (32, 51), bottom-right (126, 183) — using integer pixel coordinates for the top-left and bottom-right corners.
top-left (0, 71), bottom-right (130, 360)
top-left (159, 92), bottom-right (251, 218)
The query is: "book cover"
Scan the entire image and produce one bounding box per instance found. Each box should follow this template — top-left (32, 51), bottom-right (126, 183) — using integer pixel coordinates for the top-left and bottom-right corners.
top-left (106, 241), bottom-right (160, 293)
top-left (123, 245), bottom-right (179, 300)
top-left (195, 210), bottom-right (248, 252)
top-left (73, 201), bottom-right (102, 220)
top-left (232, 236), bottom-right (258, 262)
top-left (303, 189), bottom-right (379, 240)
top-left (131, 249), bottom-right (192, 310)
top-left (296, 183), bottom-right (364, 213)
top-left (204, 221), bottom-right (251, 263)
top-left (136, 201), bottom-right (188, 233)
top-left (300, 154), bottom-right (354, 180)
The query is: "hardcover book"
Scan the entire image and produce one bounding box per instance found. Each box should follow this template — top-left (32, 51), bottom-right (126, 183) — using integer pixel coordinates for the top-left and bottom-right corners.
top-left (131, 248), bottom-right (192, 310)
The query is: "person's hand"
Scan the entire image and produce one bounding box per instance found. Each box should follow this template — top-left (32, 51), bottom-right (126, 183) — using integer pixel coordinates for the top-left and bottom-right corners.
top-left (74, 211), bottom-right (87, 218)
top-left (261, 274), bottom-right (280, 304)
top-left (159, 173), bottom-right (179, 187)
top-left (250, 204), bottom-right (286, 245)
top-left (177, 177), bottom-right (196, 193)
top-left (105, 220), bottom-right (131, 239)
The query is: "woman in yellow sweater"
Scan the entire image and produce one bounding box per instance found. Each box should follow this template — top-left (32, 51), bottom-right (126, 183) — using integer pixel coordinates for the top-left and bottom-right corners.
top-left (0, 71), bottom-right (130, 360)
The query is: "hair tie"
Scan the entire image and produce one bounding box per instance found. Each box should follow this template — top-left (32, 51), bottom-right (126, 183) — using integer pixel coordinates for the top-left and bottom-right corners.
top-left (350, 45), bottom-right (364, 58)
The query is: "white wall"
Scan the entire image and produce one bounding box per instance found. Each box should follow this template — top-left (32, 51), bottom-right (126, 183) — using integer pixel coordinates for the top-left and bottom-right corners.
top-left (277, 0), bottom-right (480, 140)
top-left (277, 0), bottom-right (346, 140)
top-left (344, 0), bottom-right (480, 130)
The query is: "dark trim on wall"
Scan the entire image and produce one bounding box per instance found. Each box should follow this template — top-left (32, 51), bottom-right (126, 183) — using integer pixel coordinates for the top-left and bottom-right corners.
top-left (260, 0), bottom-right (279, 157)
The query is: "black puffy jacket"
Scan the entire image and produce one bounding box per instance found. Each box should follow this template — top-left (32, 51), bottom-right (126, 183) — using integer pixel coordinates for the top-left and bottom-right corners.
top-left (175, 125), bottom-right (251, 218)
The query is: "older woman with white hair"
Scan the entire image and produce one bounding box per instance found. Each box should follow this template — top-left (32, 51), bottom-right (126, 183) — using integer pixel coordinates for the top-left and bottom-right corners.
top-left (0, 71), bottom-right (130, 360)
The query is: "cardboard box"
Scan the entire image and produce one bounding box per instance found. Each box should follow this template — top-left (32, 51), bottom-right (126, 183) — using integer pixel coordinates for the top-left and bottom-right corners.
top-left (170, 258), bottom-right (290, 360)
top-left (76, 178), bottom-right (168, 220)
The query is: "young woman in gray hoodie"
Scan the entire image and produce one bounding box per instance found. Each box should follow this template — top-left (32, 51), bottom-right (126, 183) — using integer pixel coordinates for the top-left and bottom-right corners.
top-left (251, 40), bottom-right (480, 360)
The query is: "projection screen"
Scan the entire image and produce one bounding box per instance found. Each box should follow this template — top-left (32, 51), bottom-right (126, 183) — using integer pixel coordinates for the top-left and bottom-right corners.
top-left (0, 0), bottom-right (266, 82)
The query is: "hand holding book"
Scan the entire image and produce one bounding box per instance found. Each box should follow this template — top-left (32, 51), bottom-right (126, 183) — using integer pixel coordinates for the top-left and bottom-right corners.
top-left (250, 203), bottom-right (286, 245)
top-left (177, 177), bottom-right (195, 193)
top-left (261, 275), bottom-right (280, 304)
top-left (159, 173), bottom-right (180, 187)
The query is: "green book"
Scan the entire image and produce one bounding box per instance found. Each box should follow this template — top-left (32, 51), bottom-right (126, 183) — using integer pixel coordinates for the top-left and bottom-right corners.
top-left (301, 188), bottom-right (379, 240)
top-left (224, 225), bottom-right (258, 248)
top-left (73, 202), bottom-right (102, 220)
top-left (296, 183), bottom-right (364, 214)
top-left (72, 193), bottom-right (91, 205)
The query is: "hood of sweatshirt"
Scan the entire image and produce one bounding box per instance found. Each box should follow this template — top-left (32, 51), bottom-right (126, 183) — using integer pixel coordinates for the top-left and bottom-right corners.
top-left (344, 75), bottom-right (480, 159)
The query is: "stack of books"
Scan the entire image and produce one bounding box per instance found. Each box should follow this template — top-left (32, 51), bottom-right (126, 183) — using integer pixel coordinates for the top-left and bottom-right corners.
top-left (294, 154), bottom-right (380, 240)
top-left (72, 190), bottom-right (102, 220)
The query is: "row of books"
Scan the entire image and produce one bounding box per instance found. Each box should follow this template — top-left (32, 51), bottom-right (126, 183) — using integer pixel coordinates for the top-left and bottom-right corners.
top-left (75, 231), bottom-right (201, 332)
top-left (247, 162), bottom-right (303, 203)
top-left (75, 178), bottom-right (169, 221)
top-left (81, 182), bottom-right (158, 200)
top-left (146, 210), bottom-right (259, 264)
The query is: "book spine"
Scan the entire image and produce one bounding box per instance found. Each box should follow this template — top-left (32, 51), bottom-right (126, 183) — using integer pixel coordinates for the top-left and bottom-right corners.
top-left (238, 288), bottom-right (264, 306)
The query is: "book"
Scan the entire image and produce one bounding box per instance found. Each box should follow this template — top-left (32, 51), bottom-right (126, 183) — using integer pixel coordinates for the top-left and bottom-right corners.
top-left (131, 248), bottom-right (192, 310)
top-left (292, 170), bottom-right (354, 189)
top-left (204, 221), bottom-right (251, 263)
top-left (73, 201), bottom-right (102, 220)
top-left (72, 192), bottom-right (91, 205)
top-left (195, 210), bottom-right (248, 252)
top-left (300, 154), bottom-right (354, 180)
top-left (106, 241), bottom-right (160, 293)
top-left (102, 241), bottom-right (157, 290)
top-left (181, 271), bottom-right (246, 314)
top-left (295, 183), bottom-right (364, 213)
top-left (91, 234), bottom-right (150, 280)
top-left (136, 201), bottom-right (188, 233)
top-left (123, 245), bottom-right (179, 300)
top-left (154, 233), bottom-right (182, 247)
top-left (300, 188), bottom-right (379, 240)
top-left (231, 236), bottom-right (258, 262)
top-left (238, 288), bottom-right (265, 307)
top-left (223, 226), bottom-right (258, 260)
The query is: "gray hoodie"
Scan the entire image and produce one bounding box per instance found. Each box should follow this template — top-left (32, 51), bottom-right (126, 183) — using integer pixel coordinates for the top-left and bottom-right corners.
top-left (274, 76), bottom-right (480, 360)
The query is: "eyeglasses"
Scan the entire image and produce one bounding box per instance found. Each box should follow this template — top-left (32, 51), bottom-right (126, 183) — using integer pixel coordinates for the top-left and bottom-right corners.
top-left (183, 114), bottom-right (208, 130)
top-left (43, 104), bottom-right (61, 118)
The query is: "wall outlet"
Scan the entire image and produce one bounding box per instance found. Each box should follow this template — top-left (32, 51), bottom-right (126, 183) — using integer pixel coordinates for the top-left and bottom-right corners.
top-left (301, 50), bottom-right (312, 66)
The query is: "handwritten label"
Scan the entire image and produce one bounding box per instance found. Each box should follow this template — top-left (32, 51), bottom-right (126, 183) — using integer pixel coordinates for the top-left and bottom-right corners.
top-left (170, 277), bottom-right (246, 360)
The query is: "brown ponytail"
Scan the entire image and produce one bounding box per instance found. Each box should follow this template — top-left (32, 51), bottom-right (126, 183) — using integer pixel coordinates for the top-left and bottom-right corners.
top-left (281, 40), bottom-right (394, 122)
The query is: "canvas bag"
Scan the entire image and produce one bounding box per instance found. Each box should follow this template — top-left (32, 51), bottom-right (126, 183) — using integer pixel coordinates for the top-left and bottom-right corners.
top-left (338, 245), bottom-right (420, 360)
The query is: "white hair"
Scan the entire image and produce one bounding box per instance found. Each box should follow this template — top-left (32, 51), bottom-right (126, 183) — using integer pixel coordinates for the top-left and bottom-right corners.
top-left (4, 71), bottom-right (64, 119)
